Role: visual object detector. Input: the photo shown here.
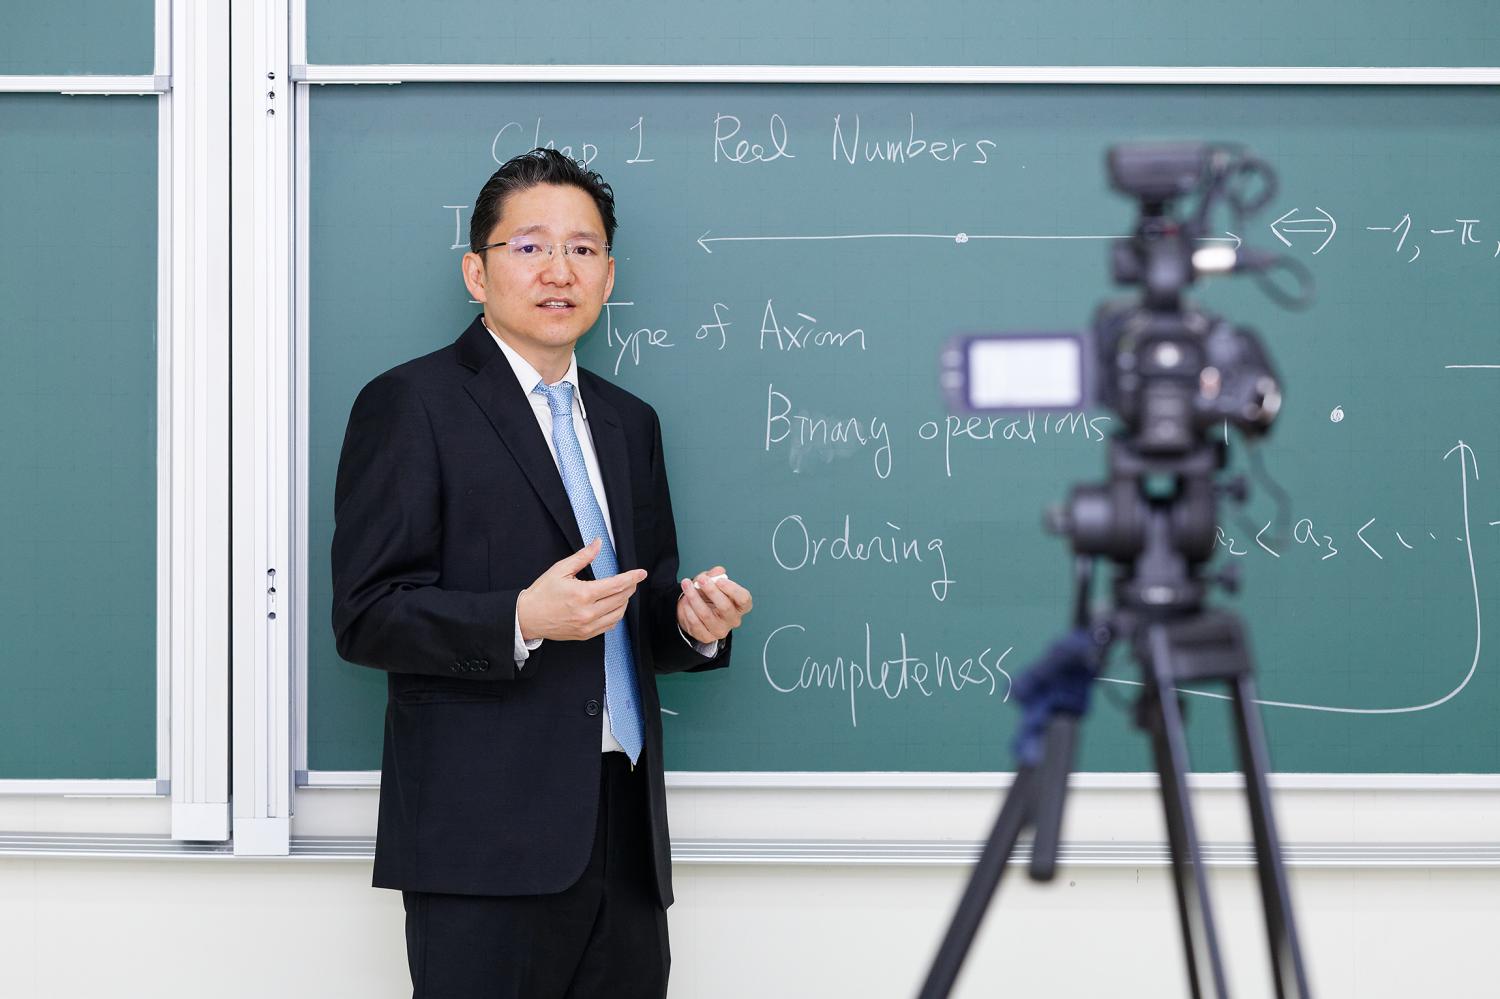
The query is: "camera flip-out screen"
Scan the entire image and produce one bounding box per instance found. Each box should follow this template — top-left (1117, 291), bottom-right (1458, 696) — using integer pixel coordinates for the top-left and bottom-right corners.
top-left (942, 333), bottom-right (1088, 412)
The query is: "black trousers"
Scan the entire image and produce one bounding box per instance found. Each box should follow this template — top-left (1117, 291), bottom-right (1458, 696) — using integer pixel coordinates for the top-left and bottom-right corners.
top-left (402, 753), bottom-right (669, 999)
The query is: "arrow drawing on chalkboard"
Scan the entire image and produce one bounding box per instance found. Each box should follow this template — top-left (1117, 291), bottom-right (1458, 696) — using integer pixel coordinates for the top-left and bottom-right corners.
top-left (695, 229), bottom-right (1242, 254)
top-left (1269, 206), bottom-right (1337, 254)
top-left (1100, 440), bottom-right (1483, 716)
top-left (1200, 231), bottom-right (1242, 249)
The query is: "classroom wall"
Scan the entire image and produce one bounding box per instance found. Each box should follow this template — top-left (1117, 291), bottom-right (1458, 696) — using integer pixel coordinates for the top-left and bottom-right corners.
top-left (3, 847), bottom-right (1498, 996)
top-left (3, 786), bottom-right (1497, 997)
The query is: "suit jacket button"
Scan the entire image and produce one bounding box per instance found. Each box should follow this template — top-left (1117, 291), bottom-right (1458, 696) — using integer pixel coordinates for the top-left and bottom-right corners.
top-left (477, 660), bottom-right (489, 672)
top-left (450, 661), bottom-right (461, 672)
top-left (585, 699), bottom-right (600, 716)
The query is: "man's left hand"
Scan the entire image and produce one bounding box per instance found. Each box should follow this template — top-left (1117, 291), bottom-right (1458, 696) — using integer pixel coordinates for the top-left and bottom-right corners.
top-left (677, 567), bottom-right (753, 644)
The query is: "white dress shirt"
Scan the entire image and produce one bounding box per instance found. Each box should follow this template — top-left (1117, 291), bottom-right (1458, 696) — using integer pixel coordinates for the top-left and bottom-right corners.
top-left (486, 324), bottom-right (716, 754)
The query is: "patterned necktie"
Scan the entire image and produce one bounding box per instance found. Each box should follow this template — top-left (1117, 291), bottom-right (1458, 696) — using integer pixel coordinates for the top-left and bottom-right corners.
top-left (534, 380), bottom-right (644, 763)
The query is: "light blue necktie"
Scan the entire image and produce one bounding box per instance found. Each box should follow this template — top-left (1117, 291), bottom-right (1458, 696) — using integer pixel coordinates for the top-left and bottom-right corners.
top-left (535, 380), bottom-right (644, 763)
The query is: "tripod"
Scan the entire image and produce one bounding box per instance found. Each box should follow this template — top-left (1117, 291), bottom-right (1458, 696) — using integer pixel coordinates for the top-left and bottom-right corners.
top-left (917, 443), bottom-right (1313, 999)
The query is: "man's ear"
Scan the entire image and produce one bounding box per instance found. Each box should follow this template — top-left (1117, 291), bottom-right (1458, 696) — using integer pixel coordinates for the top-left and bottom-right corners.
top-left (461, 251), bottom-right (487, 303)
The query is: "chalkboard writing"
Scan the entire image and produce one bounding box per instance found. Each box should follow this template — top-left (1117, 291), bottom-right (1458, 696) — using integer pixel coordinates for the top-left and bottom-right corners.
top-left (306, 84), bottom-right (1500, 774)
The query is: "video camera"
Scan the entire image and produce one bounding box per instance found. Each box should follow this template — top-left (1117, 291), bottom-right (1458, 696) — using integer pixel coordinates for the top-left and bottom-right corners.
top-left (943, 142), bottom-right (1300, 458)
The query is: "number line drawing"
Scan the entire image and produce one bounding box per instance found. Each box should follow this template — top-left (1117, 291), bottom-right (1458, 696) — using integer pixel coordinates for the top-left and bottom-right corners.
top-left (695, 229), bottom-right (1240, 254)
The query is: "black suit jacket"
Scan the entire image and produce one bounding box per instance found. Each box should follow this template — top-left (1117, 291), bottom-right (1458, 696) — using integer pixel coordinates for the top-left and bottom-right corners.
top-left (331, 316), bottom-right (730, 907)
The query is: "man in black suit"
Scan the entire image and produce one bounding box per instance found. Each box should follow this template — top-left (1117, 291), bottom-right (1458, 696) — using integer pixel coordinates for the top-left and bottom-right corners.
top-left (331, 148), bottom-right (751, 998)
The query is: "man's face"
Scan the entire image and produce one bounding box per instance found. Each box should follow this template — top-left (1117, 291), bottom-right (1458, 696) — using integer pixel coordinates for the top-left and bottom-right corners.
top-left (462, 182), bottom-right (616, 364)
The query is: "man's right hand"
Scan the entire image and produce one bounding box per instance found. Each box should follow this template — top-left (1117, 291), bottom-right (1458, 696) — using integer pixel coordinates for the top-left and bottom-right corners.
top-left (516, 538), bottom-right (648, 642)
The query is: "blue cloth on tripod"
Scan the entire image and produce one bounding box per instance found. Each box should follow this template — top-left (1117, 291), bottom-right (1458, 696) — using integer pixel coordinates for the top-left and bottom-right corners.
top-left (1011, 628), bottom-right (1098, 768)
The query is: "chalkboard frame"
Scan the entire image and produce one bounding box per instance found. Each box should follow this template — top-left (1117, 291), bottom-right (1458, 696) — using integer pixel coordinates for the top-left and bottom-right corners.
top-left (288, 62), bottom-right (1500, 790)
top-left (294, 66), bottom-right (1500, 85)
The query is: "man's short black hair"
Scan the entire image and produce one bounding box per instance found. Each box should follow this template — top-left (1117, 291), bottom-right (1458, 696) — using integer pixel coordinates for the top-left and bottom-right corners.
top-left (469, 148), bottom-right (618, 254)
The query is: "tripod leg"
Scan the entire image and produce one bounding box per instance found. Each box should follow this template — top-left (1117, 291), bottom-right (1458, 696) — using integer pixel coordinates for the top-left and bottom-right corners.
top-left (1144, 628), bottom-right (1232, 999)
top-left (1144, 692), bottom-right (1213, 999)
top-left (1230, 674), bottom-right (1313, 998)
top-left (917, 766), bottom-right (1038, 999)
top-left (1029, 715), bottom-right (1079, 882)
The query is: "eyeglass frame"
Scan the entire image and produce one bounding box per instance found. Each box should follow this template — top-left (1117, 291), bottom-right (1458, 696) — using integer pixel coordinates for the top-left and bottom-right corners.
top-left (474, 238), bottom-right (613, 264)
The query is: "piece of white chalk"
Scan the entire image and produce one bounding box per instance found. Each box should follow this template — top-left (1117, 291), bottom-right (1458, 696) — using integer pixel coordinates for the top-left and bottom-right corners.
top-left (693, 573), bottom-right (730, 589)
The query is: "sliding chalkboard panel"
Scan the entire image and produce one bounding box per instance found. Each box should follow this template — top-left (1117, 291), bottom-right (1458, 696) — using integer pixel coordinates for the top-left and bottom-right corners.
top-left (0, 2), bottom-right (155, 76)
top-left (0, 95), bottom-right (158, 779)
top-left (307, 84), bottom-right (1500, 774)
top-left (305, 0), bottom-right (1500, 68)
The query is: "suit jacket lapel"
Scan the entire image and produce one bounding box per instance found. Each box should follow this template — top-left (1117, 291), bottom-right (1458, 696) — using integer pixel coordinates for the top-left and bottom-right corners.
top-left (456, 318), bottom-right (586, 555)
top-left (577, 369), bottom-right (636, 576)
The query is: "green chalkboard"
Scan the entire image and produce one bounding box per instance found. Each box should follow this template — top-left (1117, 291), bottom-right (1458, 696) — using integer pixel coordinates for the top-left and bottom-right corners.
top-left (0, 2), bottom-right (155, 75)
top-left (306, 0), bottom-right (1500, 68)
top-left (0, 95), bottom-right (158, 779)
top-left (308, 84), bottom-right (1500, 774)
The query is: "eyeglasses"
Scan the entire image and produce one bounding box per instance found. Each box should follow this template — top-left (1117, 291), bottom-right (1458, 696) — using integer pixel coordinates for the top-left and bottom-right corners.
top-left (476, 238), bottom-right (611, 268)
